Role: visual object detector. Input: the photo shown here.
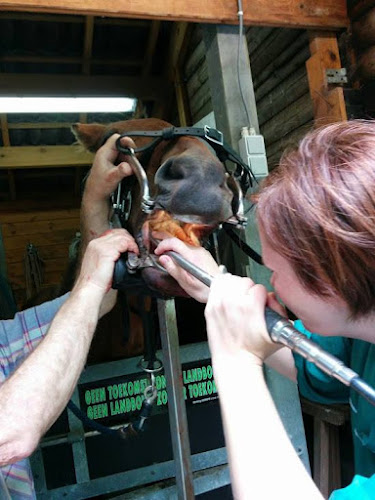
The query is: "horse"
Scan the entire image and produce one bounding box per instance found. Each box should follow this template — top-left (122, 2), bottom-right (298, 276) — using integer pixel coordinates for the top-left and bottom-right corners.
top-left (72, 118), bottom-right (250, 362)
top-left (72, 118), bottom-right (245, 297)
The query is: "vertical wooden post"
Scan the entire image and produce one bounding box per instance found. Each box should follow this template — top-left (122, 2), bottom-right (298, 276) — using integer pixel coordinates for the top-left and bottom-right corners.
top-left (1, 113), bottom-right (16, 200)
top-left (306, 31), bottom-right (347, 125)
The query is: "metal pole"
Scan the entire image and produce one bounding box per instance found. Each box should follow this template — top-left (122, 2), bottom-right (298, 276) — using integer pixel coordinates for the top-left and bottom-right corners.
top-left (157, 298), bottom-right (194, 500)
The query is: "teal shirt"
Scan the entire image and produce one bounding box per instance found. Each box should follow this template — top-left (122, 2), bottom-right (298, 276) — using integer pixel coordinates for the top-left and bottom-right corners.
top-left (293, 321), bottom-right (375, 497)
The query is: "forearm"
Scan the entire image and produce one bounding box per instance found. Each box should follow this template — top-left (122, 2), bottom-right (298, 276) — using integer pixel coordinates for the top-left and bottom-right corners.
top-left (264, 347), bottom-right (297, 381)
top-left (80, 188), bottom-right (112, 245)
top-left (0, 285), bottom-right (103, 465)
top-left (213, 352), bottom-right (321, 500)
top-left (80, 188), bottom-right (117, 316)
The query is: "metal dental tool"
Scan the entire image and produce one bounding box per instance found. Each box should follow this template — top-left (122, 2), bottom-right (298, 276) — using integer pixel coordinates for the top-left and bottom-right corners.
top-left (164, 250), bottom-right (375, 407)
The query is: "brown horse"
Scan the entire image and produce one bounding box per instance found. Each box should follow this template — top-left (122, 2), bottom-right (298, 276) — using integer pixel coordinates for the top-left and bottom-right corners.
top-left (72, 118), bottom-right (247, 363)
top-left (72, 118), bottom-right (239, 298)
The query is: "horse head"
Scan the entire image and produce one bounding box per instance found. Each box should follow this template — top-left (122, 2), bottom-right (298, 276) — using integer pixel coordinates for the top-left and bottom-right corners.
top-left (73, 118), bottom-right (240, 297)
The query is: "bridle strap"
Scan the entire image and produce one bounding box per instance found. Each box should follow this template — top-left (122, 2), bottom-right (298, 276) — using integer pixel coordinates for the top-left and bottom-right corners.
top-left (223, 224), bottom-right (263, 265)
top-left (116, 126), bottom-right (256, 193)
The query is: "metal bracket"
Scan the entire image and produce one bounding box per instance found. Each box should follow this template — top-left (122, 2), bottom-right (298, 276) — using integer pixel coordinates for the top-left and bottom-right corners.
top-left (326, 68), bottom-right (347, 84)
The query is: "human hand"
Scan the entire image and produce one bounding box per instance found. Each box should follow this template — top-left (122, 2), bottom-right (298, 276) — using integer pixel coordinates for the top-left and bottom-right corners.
top-left (205, 274), bottom-right (282, 365)
top-left (73, 228), bottom-right (138, 298)
top-left (154, 236), bottom-right (220, 302)
top-left (83, 135), bottom-right (136, 202)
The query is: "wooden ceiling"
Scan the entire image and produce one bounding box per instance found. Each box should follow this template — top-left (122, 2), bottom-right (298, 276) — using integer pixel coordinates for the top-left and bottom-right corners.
top-left (0, 2), bottom-right (349, 206)
top-left (0, 12), bottom-right (180, 206)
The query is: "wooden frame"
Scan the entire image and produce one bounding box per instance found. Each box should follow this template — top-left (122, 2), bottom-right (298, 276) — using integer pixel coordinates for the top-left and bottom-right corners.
top-left (0, 0), bottom-right (348, 30)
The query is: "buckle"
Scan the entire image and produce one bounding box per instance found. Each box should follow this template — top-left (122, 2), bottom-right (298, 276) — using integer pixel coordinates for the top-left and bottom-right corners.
top-left (204, 125), bottom-right (224, 146)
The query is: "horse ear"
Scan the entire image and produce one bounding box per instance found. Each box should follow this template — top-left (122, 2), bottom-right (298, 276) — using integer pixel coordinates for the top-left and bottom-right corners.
top-left (71, 123), bottom-right (107, 152)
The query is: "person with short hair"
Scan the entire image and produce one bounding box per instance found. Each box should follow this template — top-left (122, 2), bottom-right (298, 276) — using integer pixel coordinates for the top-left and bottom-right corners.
top-left (155, 120), bottom-right (375, 499)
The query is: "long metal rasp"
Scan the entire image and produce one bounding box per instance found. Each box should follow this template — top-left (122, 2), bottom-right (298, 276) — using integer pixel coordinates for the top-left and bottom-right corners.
top-left (165, 250), bottom-right (375, 407)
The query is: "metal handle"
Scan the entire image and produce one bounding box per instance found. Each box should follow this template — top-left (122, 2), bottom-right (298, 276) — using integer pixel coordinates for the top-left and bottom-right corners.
top-left (165, 251), bottom-right (375, 406)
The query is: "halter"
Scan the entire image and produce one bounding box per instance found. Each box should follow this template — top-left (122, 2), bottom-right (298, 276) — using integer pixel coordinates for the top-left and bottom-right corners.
top-left (113, 125), bottom-right (256, 227)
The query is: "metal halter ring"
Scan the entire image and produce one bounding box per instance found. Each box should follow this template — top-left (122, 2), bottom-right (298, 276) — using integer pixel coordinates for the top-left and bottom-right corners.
top-left (138, 357), bottom-right (163, 373)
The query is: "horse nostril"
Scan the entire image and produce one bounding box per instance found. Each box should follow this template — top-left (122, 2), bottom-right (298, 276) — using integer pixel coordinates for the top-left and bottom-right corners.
top-left (157, 159), bottom-right (186, 182)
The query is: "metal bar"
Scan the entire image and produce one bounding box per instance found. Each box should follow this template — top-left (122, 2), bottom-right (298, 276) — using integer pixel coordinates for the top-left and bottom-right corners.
top-left (111, 464), bottom-right (230, 499)
top-left (157, 298), bottom-right (194, 500)
top-left (36, 446), bottom-right (227, 499)
top-left (67, 387), bottom-right (90, 484)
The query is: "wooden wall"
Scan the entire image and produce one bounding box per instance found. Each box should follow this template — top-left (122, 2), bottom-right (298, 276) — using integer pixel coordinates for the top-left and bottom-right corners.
top-left (1, 208), bottom-right (80, 308)
top-left (183, 25), bottom-right (314, 169)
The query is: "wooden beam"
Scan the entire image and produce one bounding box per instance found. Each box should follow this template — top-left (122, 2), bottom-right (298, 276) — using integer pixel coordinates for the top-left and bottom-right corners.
top-left (0, 74), bottom-right (170, 100)
top-left (0, 55), bottom-right (142, 67)
top-left (175, 67), bottom-right (191, 126)
top-left (142, 20), bottom-right (161, 77)
top-left (0, 114), bottom-right (10, 146)
top-left (0, 11), bottom-right (149, 26)
top-left (167, 22), bottom-right (189, 81)
top-left (0, 146), bottom-right (94, 169)
top-left (82, 15), bottom-right (94, 75)
top-left (306, 32), bottom-right (347, 125)
top-left (0, 0), bottom-right (348, 30)
top-left (0, 114), bottom-right (17, 200)
top-left (8, 122), bottom-right (72, 129)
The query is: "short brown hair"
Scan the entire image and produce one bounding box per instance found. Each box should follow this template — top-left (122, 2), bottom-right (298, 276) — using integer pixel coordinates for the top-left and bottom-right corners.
top-left (257, 120), bottom-right (375, 318)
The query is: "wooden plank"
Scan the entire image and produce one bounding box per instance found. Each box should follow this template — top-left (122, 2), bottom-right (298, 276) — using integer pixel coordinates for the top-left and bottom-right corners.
top-left (0, 199), bottom-right (80, 212)
top-left (4, 244), bottom-right (72, 264)
top-left (246, 26), bottom-right (275, 56)
top-left (8, 258), bottom-right (69, 278)
top-left (265, 121), bottom-right (313, 165)
top-left (0, 114), bottom-right (10, 146)
top-left (175, 67), bottom-right (191, 126)
top-left (0, 114), bottom-right (17, 200)
top-left (0, 145), bottom-right (94, 168)
top-left (306, 32), bottom-right (348, 125)
top-left (0, 0), bottom-right (348, 30)
top-left (0, 11), bottom-right (149, 26)
top-left (184, 40), bottom-right (205, 80)
top-left (0, 74), bottom-right (170, 100)
top-left (189, 80), bottom-right (211, 119)
top-left (192, 99), bottom-right (213, 125)
top-left (186, 62), bottom-right (209, 100)
top-left (82, 15), bottom-right (94, 75)
top-left (253, 31), bottom-right (309, 96)
top-left (0, 54), bottom-right (142, 67)
top-left (262, 92), bottom-right (314, 146)
top-left (1, 209), bottom-right (80, 225)
top-left (2, 229), bottom-right (79, 250)
top-left (167, 22), bottom-right (189, 81)
top-left (8, 122), bottom-right (72, 129)
top-left (348, 0), bottom-right (375, 21)
top-left (142, 20), bottom-right (161, 77)
top-left (8, 270), bottom-right (65, 289)
top-left (1, 218), bottom-right (80, 237)
top-left (258, 66), bottom-right (309, 126)
top-left (250, 29), bottom-right (301, 77)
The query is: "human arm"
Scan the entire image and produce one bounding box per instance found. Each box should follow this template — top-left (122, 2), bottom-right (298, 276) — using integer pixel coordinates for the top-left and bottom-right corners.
top-left (0, 229), bottom-right (137, 466)
top-left (205, 274), bottom-right (322, 499)
top-left (80, 134), bottom-right (137, 315)
top-left (80, 134), bottom-right (135, 241)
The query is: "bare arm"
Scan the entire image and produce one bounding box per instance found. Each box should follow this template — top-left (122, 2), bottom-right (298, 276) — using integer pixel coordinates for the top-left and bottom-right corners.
top-left (205, 275), bottom-right (321, 499)
top-left (213, 354), bottom-right (319, 499)
top-left (80, 134), bottom-right (136, 315)
top-left (0, 229), bottom-right (137, 466)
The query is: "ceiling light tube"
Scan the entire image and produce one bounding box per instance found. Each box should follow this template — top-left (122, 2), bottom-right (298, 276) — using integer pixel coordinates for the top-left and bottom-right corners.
top-left (0, 97), bottom-right (136, 113)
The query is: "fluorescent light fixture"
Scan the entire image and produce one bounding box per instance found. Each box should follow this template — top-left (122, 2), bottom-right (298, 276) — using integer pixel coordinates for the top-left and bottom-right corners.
top-left (0, 97), bottom-right (137, 113)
